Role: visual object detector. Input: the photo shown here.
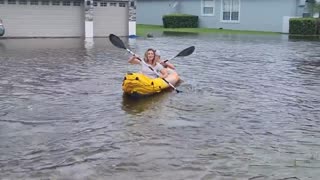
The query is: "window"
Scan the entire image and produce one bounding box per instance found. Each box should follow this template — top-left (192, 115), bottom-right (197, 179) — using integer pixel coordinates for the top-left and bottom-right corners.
top-left (202, 0), bottom-right (214, 16)
top-left (110, 2), bottom-right (116, 6)
top-left (41, 0), bottom-right (49, 5)
top-left (0, 0), bottom-right (4, 4)
top-left (52, 0), bottom-right (60, 5)
top-left (119, 2), bottom-right (125, 7)
top-left (93, 1), bottom-right (97, 6)
top-left (8, 0), bottom-right (16, 4)
top-left (100, 1), bottom-right (107, 6)
top-left (222, 0), bottom-right (240, 22)
top-left (30, 0), bottom-right (38, 5)
top-left (63, 1), bottom-right (70, 6)
top-left (73, 1), bottom-right (80, 6)
top-left (19, 0), bottom-right (27, 5)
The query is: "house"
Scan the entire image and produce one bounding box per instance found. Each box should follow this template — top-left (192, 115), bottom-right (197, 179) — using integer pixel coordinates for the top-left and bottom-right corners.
top-left (136, 0), bottom-right (309, 33)
top-left (0, 0), bottom-right (137, 37)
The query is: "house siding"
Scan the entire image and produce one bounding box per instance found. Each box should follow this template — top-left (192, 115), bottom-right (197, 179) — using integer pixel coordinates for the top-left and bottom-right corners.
top-left (233, 0), bottom-right (298, 32)
top-left (136, 0), bottom-right (175, 25)
top-left (137, 0), bottom-right (300, 32)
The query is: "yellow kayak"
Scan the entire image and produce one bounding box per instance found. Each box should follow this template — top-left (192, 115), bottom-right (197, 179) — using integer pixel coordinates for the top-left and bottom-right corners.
top-left (122, 72), bottom-right (179, 97)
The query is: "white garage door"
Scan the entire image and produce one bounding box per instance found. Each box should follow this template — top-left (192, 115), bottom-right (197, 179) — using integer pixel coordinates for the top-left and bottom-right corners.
top-left (93, 1), bottom-right (128, 37)
top-left (0, 0), bottom-right (84, 37)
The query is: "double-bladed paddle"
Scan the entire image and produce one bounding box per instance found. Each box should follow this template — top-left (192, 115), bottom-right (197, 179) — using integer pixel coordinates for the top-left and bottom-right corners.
top-left (108, 34), bottom-right (195, 93)
top-left (163, 46), bottom-right (195, 63)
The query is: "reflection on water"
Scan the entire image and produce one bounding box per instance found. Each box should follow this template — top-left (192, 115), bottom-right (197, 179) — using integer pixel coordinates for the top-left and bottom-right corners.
top-left (288, 35), bottom-right (320, 41)
top-left (121, 91), bottom-right (171, 115)
top-left (1, 35), bottom-right (320, 179)
top-left (297, 59), bottom-right (320, 76)
top-left (162, 31), bottom-right (199, 37)
top-left (0, 41), bottom-right (6, 51)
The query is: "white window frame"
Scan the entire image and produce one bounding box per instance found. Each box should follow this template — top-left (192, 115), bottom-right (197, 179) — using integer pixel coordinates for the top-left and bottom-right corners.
top-left (73, 1), bottom-right (81, 6)
top-left (110, 2), bottom-right (117, 6)
top-left (62, 0), bottom-right (70, 6)
top-left (201, 0), bottom-right (215, 16)
top-left (119, 2), bottom-right (125, 7)
top-left (100, 1), bottom-right (107, 6)
top-left (220, 0), bottom-right (240, 23)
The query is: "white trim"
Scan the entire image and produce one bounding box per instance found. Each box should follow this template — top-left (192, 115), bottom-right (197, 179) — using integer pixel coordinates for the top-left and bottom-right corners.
top-left (220, 0), bottom-right (240, 23)
top-left (85, 21), bottom-right (93, 38)
top-left (201, 0), bottom-right (215, 16)
top-left (129, 21), bottom-right (136, 36)
top-left (85, 37), bottom-right (94, 49)
top-left (282, 16), bottom-right (299, 33)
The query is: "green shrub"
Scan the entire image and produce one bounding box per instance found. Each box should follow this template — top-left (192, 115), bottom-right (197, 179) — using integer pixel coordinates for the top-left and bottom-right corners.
top-left (162, 14), bottom-right (198, 28)
top-left (289, 18), bottom-right (317, 35)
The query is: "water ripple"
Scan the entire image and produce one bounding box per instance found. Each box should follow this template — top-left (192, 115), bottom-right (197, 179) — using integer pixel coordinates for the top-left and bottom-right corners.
top-left (0, 36), bottom-right (320, 179)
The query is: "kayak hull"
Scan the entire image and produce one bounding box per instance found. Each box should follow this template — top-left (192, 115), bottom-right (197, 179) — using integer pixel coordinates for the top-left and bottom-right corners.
top-left (122, 72), bottom-right (179, 97)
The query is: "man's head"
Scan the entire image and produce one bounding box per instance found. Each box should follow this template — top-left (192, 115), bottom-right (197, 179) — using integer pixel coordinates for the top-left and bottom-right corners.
top-left (155, 50), bottom-right (161, 57)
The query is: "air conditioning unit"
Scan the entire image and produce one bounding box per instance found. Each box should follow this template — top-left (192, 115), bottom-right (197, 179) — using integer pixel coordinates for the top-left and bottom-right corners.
top-left (303, 12), bottom-right (311, 17)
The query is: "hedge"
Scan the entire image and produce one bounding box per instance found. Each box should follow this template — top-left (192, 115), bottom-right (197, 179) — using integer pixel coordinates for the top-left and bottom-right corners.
top-left (289, 18), bottom-right (318, 35)
top-left (162, 14), bottom-right (198, 28)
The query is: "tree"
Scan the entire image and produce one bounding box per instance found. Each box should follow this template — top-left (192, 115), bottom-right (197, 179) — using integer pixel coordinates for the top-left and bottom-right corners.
top-left (306, 0), bottom-right (320, 18)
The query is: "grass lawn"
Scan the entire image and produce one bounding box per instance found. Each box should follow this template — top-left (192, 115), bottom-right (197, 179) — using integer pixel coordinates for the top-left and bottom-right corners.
top-left (136, 24), bottom-right (280, 37)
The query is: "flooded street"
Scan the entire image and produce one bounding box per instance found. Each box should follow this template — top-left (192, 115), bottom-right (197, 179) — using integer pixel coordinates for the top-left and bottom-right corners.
top-left (0, 34), bottom-right (320, 180)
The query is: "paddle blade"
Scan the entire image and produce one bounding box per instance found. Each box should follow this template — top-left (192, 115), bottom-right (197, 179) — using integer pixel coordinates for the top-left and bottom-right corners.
top-left (109, 34), bottom-right (126, 49)
top-left (175, 46), bottom-right (195, 58)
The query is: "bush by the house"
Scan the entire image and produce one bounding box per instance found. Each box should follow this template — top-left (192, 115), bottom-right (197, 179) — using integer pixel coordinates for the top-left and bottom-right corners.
top-left (289, 18), bottom-right (317, 35)
top-left (162, 14), bottom-right (198, 28)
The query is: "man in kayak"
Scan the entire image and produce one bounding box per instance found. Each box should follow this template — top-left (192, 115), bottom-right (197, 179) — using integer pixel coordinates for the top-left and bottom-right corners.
top-left (154, 49), bottom-right (179, 82)
top-left (155, 50), bottom-right (176, 71)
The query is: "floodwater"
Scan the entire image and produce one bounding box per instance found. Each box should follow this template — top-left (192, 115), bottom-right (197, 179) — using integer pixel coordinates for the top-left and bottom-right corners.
top-left (0, 33), bottom-right (320, 180)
